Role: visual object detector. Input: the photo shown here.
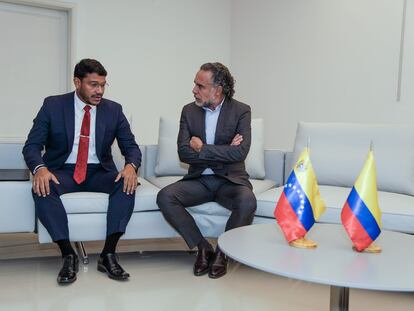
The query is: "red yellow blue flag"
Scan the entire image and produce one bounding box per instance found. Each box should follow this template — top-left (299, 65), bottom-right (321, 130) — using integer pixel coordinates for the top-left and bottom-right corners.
top-left (274, 148), bottom-right (326, 242)
top-left (341, 150), bottom-right (382, 252)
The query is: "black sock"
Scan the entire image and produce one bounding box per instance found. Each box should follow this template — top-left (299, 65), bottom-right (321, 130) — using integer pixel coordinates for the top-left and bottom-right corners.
top-left (100, 232), bottom-right (123, 257)
top-left (197, 238), bottom-right (213, 251)
top-left (56, 239), bottom-right (76, 257)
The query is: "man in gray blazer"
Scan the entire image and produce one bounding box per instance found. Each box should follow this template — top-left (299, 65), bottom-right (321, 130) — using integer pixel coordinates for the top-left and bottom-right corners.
top-left (157, 62), bottom-right (257, 279)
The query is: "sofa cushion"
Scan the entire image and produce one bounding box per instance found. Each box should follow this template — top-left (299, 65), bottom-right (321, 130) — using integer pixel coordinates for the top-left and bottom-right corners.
top-left (154, 117), bottom-right (266, 179)
top-left (246, 118), bottom-right (265, 178)
top-left (154, 117), bottom-right (189, 176)
top-left (254, 187), bottom-right (282, 218)
top-left (60, 179), bottom-right (160, 213)
top-left (318, 185), bottom-right (414, 233)
top-left (254, 185), bottom-right (414, 233)
top-left (250, 179), bottom-right (276, 194)
top-left (187, 202), bottom-right (231, 217)
top-left (292, 122), bottom-right (414, 196)
top-left (146, 175), bottom-right (182, 189)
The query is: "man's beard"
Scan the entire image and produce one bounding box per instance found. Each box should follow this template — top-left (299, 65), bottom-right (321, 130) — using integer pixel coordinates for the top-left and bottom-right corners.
top-left (195, 99), bottom-right (214, 108)
top-left (78, 89), bottom-right (102, 106)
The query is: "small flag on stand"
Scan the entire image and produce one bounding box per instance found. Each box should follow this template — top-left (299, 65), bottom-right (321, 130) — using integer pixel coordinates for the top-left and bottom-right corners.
top-left (341, 148), bottom-right (382, 253)
top-left (274, 147), bottom-right (326, 248)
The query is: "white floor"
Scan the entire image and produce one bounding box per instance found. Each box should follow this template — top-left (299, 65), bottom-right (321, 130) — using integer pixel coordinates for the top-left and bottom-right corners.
top-left (0, 235), bottom-right (413, 311)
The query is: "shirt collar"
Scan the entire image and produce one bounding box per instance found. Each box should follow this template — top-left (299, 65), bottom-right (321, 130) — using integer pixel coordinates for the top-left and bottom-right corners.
top-left (74, 92), bottom-right (95, 111)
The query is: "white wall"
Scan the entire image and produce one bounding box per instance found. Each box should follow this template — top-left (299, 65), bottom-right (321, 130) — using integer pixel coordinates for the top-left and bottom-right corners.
top-left (0, 2), bottom-right (68, 139)
top-left (230, 0), bottom-right (414, 150)
top-left (402, 0), bottom-right (414, 102)
top-left (72, 0), bottom-right (231, 145)
top-left (12, 0), bottom-right (231, 145)
top-left (6, 0), bottom-right (414, 150)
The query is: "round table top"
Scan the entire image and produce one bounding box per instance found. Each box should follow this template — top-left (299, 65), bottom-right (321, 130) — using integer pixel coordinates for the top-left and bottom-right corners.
top-left (218, 223), bottom-right (414, 291)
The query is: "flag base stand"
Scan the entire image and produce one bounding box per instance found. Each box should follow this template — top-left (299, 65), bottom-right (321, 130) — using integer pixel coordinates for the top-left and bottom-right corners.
top-left (289, 237), bottom-right (317, 249)
top-left (352, 243), bottom-right (382, 253)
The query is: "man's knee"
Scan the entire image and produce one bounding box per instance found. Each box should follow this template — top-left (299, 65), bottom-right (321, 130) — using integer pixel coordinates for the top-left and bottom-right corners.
top-left (49, 180), bottom-right (61, 193)
top-left (236, 192), bottom-right (257, 215)
top-left (156, 186), bottom-right (176, 210)
top-left (32, 180), bottom-right (60, 198)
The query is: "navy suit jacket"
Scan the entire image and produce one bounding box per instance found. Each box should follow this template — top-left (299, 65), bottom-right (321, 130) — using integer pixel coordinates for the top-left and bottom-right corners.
top-left (23, 92), bottom-right (141, 174)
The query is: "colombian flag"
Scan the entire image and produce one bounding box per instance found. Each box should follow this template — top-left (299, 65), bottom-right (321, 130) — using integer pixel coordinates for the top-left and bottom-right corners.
top-left (341, 150), bottom-right (382, 251)
top-left (274, 148), bottom-right (326, 242)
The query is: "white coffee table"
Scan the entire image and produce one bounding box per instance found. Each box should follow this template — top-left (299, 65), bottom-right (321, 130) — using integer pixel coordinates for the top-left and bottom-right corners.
top-left (218, 223), bottom-right (414, 311)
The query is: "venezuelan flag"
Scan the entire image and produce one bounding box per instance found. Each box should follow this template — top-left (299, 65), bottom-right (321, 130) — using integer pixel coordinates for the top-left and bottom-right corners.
top-left (274, 148), bottom-right (326, 242)
top-left (341, 150), bottom-right (382, 251)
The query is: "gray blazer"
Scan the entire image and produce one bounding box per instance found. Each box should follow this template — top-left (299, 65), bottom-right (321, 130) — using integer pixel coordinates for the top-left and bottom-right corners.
top-left (177, 98), bottom-right (252, 188)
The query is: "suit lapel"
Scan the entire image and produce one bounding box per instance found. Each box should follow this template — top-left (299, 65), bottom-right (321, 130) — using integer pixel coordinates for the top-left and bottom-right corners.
top-left (95, 100), bottom-right (106, 157)
top-left (64, 92), bottom-right (75, 149)
top-left (194, 104), bottom-right (206, 142)
top-left (214, 98), bottom-right (230, 143)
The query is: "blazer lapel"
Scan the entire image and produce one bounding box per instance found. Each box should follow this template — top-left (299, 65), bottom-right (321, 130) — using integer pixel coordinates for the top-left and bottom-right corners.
top-left (214, 98), bottom-right (230, 143)
top-left (95, 100), bottom-right (106, 157)
top-left (64, 92), bottom-right (75, 149)
top-left (194, 104), bottom-right (206, 143)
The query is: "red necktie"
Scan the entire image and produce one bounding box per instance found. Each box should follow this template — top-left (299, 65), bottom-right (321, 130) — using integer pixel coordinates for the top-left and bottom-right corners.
top-left (73, 105), bottom-right (92, 184)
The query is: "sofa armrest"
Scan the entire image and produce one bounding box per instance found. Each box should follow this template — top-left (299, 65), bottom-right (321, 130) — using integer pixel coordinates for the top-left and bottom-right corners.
top-left (145, 145), bottom-right (158, 177)
top-left (264, 149), bottom-right (285, 187)
top-left (284, 151), bottom-right (293, 183)
top-left (0, 138), bottom-right (27, 169)
top-left (0, 181), bottom-right (35, 233)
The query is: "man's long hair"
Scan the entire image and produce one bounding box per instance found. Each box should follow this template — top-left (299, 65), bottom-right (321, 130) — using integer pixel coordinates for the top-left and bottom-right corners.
top-left (200, 62), bottom-right (235, 99)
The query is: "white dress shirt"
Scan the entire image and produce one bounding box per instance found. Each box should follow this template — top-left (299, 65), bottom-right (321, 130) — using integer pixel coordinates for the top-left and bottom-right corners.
top-left (202, 98), bottom-right (224, 175)
top-left (65, 92), bottom-right (100, 164)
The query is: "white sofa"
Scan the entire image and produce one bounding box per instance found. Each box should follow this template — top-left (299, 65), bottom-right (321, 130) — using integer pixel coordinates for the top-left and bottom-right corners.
top-left (0, 123), bottom-right (285, 264)
top-left (3, 121), bottom-right (414, 263)
top-left (256, 122), bottom-right (414, 234)
top-left (0, 139), bottom-right (282, 262)
top-left (36, 145), bottom-right (284, 244)
top-left (35, 118), bottom-right (285, 260)
top-left (0, 139), bottom-right (35, 233)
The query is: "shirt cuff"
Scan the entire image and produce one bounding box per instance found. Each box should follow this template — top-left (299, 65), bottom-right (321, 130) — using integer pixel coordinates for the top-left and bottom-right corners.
top-left (33, 164), bottom-right (46, 175)
top-left (127, 162), bottom-right (138, 173)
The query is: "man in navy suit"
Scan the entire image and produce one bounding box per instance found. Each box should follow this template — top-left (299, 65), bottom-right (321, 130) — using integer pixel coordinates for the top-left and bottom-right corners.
top-left (23, 59), bottom-right (141, 284)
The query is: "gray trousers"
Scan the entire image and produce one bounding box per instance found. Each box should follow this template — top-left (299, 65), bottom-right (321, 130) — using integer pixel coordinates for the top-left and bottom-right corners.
top-left (156, 175), bottom-right (257, 249)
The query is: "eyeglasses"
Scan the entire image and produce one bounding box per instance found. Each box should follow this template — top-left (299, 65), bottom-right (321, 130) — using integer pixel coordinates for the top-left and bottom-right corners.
top-left (85, 81), bottom-right (109, 90)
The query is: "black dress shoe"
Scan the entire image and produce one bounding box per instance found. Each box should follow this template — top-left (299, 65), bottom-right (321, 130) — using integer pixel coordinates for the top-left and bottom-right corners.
top-left (208, 249), bottom-right (228, 279)
top-left (97, 253), bottom-right (130, 280)
top-left (57, 254), bottom-right (79, 284)
top-left (193, 247), bottom-right (214, 276)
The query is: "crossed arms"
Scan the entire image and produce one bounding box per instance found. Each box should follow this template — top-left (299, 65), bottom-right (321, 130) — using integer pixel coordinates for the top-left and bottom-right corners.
top-left (177, 106), bottom-right (251, 165)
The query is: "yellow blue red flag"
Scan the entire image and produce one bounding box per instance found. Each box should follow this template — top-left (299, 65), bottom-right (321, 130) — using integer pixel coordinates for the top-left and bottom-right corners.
top-left (341, 150), bottom-right (382, 251)
top-left (274, 148), bottom-right (326, 242)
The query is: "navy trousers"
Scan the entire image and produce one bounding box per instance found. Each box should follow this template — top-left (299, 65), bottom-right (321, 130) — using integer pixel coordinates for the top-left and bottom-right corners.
top-left (33, 164), bottom-right (135, 241)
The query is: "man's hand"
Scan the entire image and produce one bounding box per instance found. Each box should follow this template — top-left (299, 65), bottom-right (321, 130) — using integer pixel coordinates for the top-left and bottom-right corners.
top-left (33, 168), bottom-right (60, 197)
top-left (231, 134), bottom-right (243, 146)
top-left (115, 164), bottom-right (139, 195)
top-left (190, 136), bottom-right (203, 152)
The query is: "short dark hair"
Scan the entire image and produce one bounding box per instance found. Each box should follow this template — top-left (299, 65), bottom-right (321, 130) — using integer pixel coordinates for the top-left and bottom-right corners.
top-left (74, 59), bottom-right (107, 79)
top-left (200, 62), bottom-right (235, 99)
